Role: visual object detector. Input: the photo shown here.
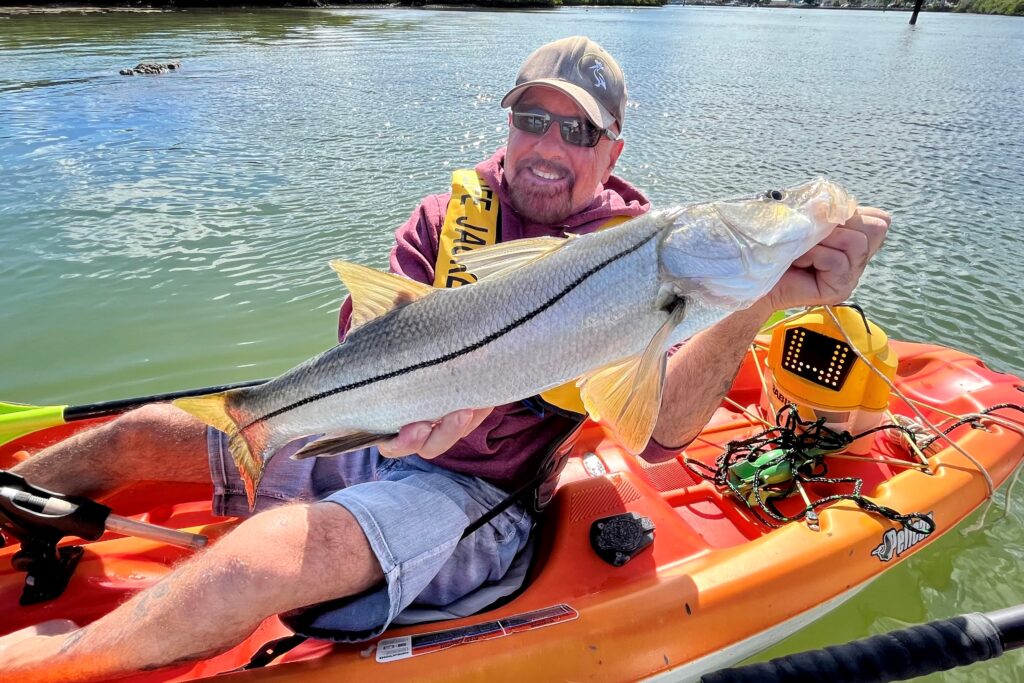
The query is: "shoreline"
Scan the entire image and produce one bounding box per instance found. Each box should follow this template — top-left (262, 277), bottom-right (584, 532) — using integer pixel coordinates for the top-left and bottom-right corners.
top-left (0, 1), bottom-right (1015, 14)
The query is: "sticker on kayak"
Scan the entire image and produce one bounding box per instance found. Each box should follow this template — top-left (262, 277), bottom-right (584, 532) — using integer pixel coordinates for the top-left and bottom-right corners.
top-left (871, 513), bottom-right (934, 562)
top-left (375, 604), bottom-right (579, 663)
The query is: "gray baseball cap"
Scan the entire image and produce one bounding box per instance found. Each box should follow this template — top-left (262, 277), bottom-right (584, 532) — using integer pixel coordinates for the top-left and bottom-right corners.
top-left (501, 36), bottom-right (626, 132)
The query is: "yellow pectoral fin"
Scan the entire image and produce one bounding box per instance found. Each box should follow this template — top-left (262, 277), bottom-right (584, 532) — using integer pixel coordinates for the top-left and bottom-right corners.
top-left (579, 354), bottom-right (664, 455)
top-left (579, 302), bottom-right (688, 455)
top-left (330, 260), bottom-right (434, 331)
top-left (539, 382), bottom-right (587, 415)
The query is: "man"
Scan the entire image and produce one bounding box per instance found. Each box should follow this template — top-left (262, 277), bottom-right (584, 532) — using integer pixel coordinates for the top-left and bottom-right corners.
top-left (2, 36), bottom-right (889, 680)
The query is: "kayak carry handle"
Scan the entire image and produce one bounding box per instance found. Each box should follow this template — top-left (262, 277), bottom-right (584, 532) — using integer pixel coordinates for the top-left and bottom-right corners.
top-left (701, 605), bottom-right (1024, 683)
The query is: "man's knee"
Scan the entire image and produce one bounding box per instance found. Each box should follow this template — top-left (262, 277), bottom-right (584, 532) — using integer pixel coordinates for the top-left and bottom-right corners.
top-left (213, 502), bottom-right (384, 612)
top-left (106, 404), bottom-right (209, 480)
top-left (114, 403), bottom-right (201, 446)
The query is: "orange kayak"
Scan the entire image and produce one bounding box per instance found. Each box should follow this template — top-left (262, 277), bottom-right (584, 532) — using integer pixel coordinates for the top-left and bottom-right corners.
top-left (2, 340), bottom-right (1023, 682)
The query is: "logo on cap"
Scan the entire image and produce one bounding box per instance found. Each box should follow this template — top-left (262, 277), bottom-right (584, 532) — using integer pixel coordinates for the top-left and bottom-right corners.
top-left (578, 53), bottom-right (608, 91)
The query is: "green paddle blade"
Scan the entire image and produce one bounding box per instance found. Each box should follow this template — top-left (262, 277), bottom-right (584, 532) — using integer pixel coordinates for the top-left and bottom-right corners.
top-left (763, 309), bottom-right (787, 329)
top-left (0, 402), bottom-right (67, 448)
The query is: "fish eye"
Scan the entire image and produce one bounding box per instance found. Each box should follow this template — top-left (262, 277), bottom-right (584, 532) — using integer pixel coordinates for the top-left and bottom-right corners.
top-left (767, 190), bottom-right (785, 201)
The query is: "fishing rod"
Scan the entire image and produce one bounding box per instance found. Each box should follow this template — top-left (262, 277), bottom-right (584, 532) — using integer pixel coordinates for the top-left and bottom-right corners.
top-left (0, 378), bottom-right (268, 447)
top-left (702, 603), bottom-right (1024, 682)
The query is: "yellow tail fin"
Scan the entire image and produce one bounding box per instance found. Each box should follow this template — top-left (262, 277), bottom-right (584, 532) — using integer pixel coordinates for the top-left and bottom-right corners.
top-left (173, 393), bottom-right (265, 509)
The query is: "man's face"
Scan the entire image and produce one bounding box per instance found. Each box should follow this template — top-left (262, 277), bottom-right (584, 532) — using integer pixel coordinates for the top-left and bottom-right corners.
top-left (504, 87), bottom-right (623, 225)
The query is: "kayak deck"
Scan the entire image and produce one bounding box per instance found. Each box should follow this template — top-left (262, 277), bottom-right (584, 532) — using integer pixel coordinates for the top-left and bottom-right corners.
top-left (2, 340), bottom-right (1023, 682)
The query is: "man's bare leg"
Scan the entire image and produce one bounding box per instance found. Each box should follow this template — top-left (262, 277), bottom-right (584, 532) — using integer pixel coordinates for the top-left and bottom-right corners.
top-left (1, 501), bottom-right (384, 683)
top-left (10, 404), bottom-right (210, 496)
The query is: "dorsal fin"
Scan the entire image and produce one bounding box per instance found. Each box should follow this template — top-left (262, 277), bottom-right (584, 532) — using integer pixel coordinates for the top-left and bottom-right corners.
top-left (329, 260), bottom-right (433, 331)
top-left (452, 236), bottom-right (571, 282)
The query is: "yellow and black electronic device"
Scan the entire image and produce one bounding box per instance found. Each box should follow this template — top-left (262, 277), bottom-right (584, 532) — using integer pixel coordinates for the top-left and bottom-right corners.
top-left (762, 306), bottom-right (897, 454)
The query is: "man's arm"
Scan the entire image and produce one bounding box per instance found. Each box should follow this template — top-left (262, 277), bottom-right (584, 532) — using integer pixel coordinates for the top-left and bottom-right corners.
top-left (643, 206), bottom-right (892, 462)
top-left (643, 301), bottom-right (773, 462)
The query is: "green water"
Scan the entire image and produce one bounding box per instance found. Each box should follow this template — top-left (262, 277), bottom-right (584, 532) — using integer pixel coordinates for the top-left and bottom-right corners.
top-left (1, 6), bottom-right (1022, 680)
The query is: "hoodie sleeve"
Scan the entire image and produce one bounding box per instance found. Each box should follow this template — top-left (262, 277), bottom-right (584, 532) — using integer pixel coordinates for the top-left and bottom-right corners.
top-left (338, 193), bottom-right (449, 342)
top-left (389, 193), bottom-right (447, 285)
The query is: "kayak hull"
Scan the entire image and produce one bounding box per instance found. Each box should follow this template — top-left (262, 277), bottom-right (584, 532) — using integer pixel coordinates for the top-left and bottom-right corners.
top-left (2, 340), bottom-right (1022, 682)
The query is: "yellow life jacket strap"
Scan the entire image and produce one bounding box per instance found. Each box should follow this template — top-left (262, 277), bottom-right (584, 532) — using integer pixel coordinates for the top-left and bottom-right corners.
top-left (433, 169), bottom-right (501, 289)
top-left (434, 169), bottom-right (633, 415)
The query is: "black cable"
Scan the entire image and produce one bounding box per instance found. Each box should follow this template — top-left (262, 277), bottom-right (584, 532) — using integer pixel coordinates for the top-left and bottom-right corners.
top-left (683, 404), bottom-right (934, 534)
top-left (920, 404), bottom-right (1024, 449)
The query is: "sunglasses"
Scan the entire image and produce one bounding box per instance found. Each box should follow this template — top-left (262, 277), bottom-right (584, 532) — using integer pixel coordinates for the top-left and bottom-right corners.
top-left (510, 108), bottom-right (618, 148)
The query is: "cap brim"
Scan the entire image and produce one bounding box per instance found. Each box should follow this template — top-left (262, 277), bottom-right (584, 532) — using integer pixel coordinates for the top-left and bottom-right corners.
top-left (501, 79), bottom-right (616, 131)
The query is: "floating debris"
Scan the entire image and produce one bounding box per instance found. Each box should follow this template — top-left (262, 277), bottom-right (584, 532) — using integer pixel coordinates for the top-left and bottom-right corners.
top-left (120, 62), bottom-right (181, 76)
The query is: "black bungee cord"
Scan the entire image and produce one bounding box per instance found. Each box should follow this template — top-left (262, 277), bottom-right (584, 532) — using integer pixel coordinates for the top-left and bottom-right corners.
top-left (685, 404), bottom-right (935, 534)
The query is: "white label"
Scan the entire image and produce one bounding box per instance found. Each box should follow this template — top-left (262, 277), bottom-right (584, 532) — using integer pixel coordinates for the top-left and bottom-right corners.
top-left (374, 605), bottom-right (578, 663)
top-left (375, 635), bottom-right (413, 663)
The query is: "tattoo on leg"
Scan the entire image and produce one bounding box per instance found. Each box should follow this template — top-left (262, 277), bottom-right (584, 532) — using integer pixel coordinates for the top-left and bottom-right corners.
top-left (57, 626), bottom-right (90, 655)
top-left (132, 577), bottom-right (171, 619)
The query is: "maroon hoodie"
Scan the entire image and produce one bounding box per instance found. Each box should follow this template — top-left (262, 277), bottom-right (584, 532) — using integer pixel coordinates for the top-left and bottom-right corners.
top-left (338, 148), bottom-right (650, 492)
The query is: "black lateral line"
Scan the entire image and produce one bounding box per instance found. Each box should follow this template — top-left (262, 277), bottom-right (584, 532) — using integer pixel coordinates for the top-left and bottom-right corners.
top-left (246, 230), bottom-right (657, 428)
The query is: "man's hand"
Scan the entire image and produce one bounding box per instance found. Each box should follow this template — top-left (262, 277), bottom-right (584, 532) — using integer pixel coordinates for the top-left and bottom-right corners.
top-left (378, 408), bottom-right (494, 460)
top-left (764, 206), bottom-right (891, 311)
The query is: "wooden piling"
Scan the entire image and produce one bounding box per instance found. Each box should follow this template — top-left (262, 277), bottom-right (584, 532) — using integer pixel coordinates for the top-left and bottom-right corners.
top-left (910, 0), bottom-right (924, 24)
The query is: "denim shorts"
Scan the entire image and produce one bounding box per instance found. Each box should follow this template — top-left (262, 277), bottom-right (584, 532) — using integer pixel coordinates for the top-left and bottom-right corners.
top-left (207, 429), bottom-right (534, 642)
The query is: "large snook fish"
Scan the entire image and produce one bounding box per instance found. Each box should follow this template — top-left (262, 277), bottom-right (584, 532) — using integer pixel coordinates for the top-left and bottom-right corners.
top-left (175, 179), bottom-right (857, 507)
